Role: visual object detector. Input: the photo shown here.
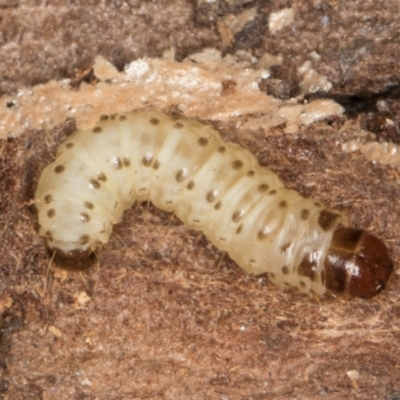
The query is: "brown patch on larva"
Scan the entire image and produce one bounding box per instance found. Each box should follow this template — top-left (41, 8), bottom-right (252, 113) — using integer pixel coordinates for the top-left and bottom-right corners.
top-left (236, 224), bottom-right (243, 234)
top-left (79, 213), bottom-right (90, 223)
top-left (299, 281), bottom-right (307, 288)
top-left (110, 114), bottom-right (116, 120)
top-left (119, 115), bottom-right (127, 121)
top-left (279, 200), bottom-right (287, 209)
top-left (268, 190), bottom-right (277, 195)
top-left (114, 201), bottom-right (119, 210)
top-left (92, 126), bottom-right (103, 133)
top-left (79, 234), bottom-right (90, 245)
top-left (258, 183), bottom-right (269, 193)
top-left (282, 265), bottom-right (289, 275)
top-left (206, 190), bottom-right (218, 203)
top-left (270, 272), bottom-right (276, 279)
top-left (113, 157), bottom-right (123, 170)
top-left (217, 146), bottom-right (226, 153)
top-left (100, 115), bottom-right (109, 121)
top-left (174, 122), bottom-right (184, 129)
top-left (47, 209), bottom-right (56, 218)
top-left (281, 242), bottom-right (292, 254)
top-left (83, 201), bottom-right (94, 210)
top-left (45, 230), bottom-right (54, 240)
top-left (89, 178), bottom-right (101, 189)
top-left (54, 165), bottom-right (65, 174)
top-left (232, 210), bottom-right (244, 222)
top-left (232, 160), bottom-right (243, 170)
top-left (44, 194), bottom-right (53, 204)
top-left (97, 172), bottom-right (107, 182)
top-left (153, 160), bottom-right (161, 170)
top-left (150, 117), bottom-right (160, 126)
top-left (187, 180), bottom-right (195, 190)
top-left (142, 154), bottom-right (153, 167)
top-left (66, 142), bottom-right (74, 149)
top-left (257, 228), bottom-right (268, 239)
top-left (123, 158), bottom-right (131, 167)
top-left (246, 170), bottom-right (255, 177)
top-left (214, 200), bottom-right (222, 210)
top-left (314, 202), bottom-right (322, 208)
top-left (318, 210), bottom-right (340, 231)
top-left (198, 137), bottom-right (209, 146)
top-left (301, 209), bottom-right (310, 220)
top-left (221, 79), bottom-right (237, 96)
top-left (175, 169), bottom-right (187, 183)
top-left (298, 253), bottom-right (318, 281)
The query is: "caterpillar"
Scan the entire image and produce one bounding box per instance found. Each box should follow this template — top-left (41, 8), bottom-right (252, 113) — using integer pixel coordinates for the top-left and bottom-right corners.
top-left (35, 110), bottom-right (393, 299)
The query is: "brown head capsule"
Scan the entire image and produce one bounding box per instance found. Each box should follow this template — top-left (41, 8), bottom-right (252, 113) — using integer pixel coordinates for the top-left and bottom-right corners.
top-left (324, 227), bottom-right (393, 299)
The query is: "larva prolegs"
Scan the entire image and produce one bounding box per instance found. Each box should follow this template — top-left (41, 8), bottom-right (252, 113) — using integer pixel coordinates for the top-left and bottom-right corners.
top-left (35, 110), bottom-right (393, 298)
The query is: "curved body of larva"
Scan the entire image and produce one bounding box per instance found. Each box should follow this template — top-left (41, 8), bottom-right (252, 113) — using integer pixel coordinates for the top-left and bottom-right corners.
top-left (35, 110), bottom-right (393, 298)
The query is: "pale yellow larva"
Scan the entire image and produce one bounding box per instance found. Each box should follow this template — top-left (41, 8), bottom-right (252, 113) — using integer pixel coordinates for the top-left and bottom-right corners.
top-left (35, 110), bottom-right (393, 298)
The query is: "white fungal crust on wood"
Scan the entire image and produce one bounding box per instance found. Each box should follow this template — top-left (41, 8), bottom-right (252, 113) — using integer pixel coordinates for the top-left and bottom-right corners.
top-left (35, 110), bottom-right (348, 296)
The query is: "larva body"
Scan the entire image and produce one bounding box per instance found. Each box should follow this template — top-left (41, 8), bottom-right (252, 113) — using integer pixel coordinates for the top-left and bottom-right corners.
top-left (35, 111), bottom-right (393, 298)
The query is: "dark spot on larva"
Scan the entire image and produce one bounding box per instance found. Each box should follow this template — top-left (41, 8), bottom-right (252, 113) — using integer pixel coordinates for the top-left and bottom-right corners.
top-left (54, 165), bottom-right (65, 174)
top-left (66, 142), bottom-right (74, 149)
top-left (258, 184), bottom-right (269, 193)
top-left (83, 201), bottom-right (94, 210)
top-left (299, 281), bottom-right (306, 288)
top-left (175, 169), bottom-right (187, 183)
top-left (301, 209), bottom-right (310, 220)
top-left (236, 224), bottom-right (243, 234)
top-left (214, 201), bottom-right (222, 210)
top-left (89, 178), bottom-right (101, 189)
top-left (268, 190), bottom-right (277, 195)
top-left (284, 282), bottom-right (291, 287)
top-left (270, 272), bottom-right (276, 279)
top-left (298, 253), bottom-right (318, 281)
top-left (44, 194), bottom-right (53, 204)
top-left (165, 200), bottom-right (173, 205)
top-left (153, 160), bottom-right (160, 170)
top-left (93, 126), bottom-right (103, 133)
top-left (314, 202), bottom-right (322, 208)
top-left (45, 230), bottom-right (54, 240)
top-left (174, 122), bottom-right (184, 129)
top-left (79, 213), bottom-right (90, 223)
top-left (232, 210), bottom-right (244, 222)
top-left (221, 79), bottom-right (237, 95)
top-left (257, 228), bottom-right (268, 239)
top-left (100, 115), bottom-right (109, 121)
top-left (187, 180), bottom-right (195, 190)
top-left (247, 170), bottom-right (255, 177)
top-left (119, 115), bottom-right (127, 121)
top-left (97, 173), bottom-right (107, 182)
top-left (318, 209), bottom-right (340, 231)
top-left (113, 157), bottom-right (123, 170)
top-left (281, 242), bottom-right (292, 253)
top-left (198, 137), bottom-right (208, 146)
top-left (47, 209), bottom-right (56, 218)
top-left (114, 201), bottom-right (119, 210)
top-left (123, 158), bottom-right (131, 167)
top-left (282, 266), bottom-right (289, 275)
top-left (110, 114), bottom-right (116, 120)
top-left (217, 146), bottom-right (226, 153)
top-left (79, 234), bottom-right (90, 245)
top-left (150, 117), bottom-right (160, 126)
top-left (232, 160), bottom-right (243, 170)
top-left (142, 153), bottom-right (153, 167)
top-left (206, 190), bottom-right (218, 203)
top-left (279, 200), bottom-right (287, 209)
